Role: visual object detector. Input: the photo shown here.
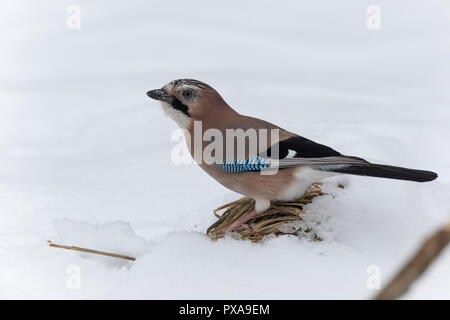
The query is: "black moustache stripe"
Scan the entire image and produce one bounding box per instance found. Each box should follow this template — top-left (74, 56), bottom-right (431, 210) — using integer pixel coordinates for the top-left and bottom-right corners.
top-left (170, 97), bottom-right (190, 117)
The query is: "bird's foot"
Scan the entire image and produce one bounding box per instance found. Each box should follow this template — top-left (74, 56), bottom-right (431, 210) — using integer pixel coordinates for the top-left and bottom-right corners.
top-left (226, 210), bottom-right (260, 233)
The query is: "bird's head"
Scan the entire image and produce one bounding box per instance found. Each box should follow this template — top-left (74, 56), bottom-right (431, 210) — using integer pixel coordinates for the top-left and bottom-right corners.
top-left (147, 79), bottom-right (233, 128)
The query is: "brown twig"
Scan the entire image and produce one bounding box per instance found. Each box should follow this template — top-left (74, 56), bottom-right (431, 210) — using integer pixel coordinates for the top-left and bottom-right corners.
top-left (375, 221), bottom-right (450, 300)
top-left (48, 241), bottom-right (136, 261)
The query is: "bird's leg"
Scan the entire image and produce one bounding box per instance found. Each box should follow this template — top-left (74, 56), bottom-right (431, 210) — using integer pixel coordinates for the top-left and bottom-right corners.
top-left (226, 199), bottom-right (270, 233)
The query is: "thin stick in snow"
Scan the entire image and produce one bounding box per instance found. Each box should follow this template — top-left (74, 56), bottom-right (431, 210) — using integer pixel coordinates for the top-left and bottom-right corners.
top-left (48, 241), bottom-right (136, 261)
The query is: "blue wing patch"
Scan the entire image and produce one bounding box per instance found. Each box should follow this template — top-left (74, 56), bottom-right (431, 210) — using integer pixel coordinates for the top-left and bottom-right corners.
top-left (216, 156), bottom-right (270, 173)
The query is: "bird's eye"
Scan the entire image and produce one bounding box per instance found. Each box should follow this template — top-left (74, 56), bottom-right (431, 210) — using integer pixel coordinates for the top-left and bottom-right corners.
top-left (182, 89), bottom-right (194, 99)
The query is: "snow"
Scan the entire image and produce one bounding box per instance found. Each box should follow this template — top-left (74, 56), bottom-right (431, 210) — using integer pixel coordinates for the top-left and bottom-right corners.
top-left (53, 219), bottom-right (148, 259)
top-left (1, 0), bottom-right (450, 299)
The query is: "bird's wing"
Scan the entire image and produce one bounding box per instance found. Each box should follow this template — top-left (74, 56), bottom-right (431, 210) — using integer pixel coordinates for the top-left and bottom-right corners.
top-left (261, 135), bottom-right (437, 182)
top-left (213, 125), bottom-right (367, 172)
top-left (211, 114), bottom-right (367, 172)
top-left (210, 116), bottom-right (436, 181)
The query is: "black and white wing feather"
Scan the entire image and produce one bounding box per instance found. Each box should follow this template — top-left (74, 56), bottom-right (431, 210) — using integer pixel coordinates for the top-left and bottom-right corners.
top-left (263, 136), bottom-right (437, 182)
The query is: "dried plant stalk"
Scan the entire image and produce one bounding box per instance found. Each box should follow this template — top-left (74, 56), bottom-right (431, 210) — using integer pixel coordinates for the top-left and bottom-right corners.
top-left (48, 241), bottom-right (136, 261)
top-left (375, 221), bottom-right (450, 300)
top-left (207, 183), bottom-right (323, 242)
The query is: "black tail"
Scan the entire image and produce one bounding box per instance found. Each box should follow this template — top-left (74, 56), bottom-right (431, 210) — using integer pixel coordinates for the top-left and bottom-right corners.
top-left (330, 163), bottom-right (438, 182)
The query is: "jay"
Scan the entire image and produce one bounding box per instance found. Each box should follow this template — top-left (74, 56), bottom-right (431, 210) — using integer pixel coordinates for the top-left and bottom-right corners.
top-left (147, 79), bottom-right (437, 230)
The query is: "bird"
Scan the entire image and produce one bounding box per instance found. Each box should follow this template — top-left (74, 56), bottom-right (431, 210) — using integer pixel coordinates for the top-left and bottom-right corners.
top-left (147, 79), bottom-right (438, 231)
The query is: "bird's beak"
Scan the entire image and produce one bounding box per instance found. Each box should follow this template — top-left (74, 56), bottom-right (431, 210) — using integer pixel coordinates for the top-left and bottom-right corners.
top-left (146, 89), bottom-right (172, 102)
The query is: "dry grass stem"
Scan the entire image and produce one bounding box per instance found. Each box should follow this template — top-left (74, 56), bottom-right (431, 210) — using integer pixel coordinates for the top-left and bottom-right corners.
top-left (375, 221), bottom-right (450, 300)
top-left (48, 241), bottom-right (136, 261)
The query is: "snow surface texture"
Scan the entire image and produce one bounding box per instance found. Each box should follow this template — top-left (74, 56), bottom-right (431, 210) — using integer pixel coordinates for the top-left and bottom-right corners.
top-left (1, 0), bottom-right (450, 299)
